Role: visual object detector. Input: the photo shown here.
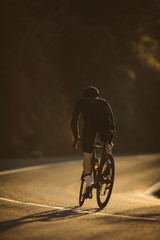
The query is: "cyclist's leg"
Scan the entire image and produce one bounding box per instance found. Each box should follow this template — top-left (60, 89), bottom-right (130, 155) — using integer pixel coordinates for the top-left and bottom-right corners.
top-left (83, 152), bottom-right (92, 176)
top-left (82, 125), bottom-right (96, 187)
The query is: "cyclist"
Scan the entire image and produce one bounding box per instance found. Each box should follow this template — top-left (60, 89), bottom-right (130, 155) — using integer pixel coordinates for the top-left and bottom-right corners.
top-left (71, 86), bottom-right (115, 198)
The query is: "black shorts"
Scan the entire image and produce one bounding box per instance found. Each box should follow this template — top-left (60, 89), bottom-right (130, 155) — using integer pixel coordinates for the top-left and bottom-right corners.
top-left (82, 125), bottom-right (110, 153)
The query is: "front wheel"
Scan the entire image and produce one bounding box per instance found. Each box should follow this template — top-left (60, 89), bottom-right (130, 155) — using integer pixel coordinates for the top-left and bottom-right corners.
top-left (79, 173), bottom-right (86, 206)
top-left (96, 154), bottom-right (115, 209)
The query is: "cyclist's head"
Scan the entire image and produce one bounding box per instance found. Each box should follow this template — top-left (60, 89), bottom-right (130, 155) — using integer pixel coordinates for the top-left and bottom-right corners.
top-left (82, 86), bottom-right (99, 97)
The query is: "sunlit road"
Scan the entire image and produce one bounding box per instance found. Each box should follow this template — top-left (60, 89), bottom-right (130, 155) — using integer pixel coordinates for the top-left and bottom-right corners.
top-left (0, 154), bottom-right (160, 240)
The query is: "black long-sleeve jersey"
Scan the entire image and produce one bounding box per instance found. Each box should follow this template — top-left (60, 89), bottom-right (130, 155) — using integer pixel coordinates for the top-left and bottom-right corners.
top-left (71, 96), bottom-right (115, 138)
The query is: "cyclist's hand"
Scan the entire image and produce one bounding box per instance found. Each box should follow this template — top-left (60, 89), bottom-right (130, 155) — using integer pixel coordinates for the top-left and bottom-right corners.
top-left (110, 142), bottom-right (114, 148)
top-left (72, 136), bottom-right (79, 150)
top-left (71, 136), bottom-right (75, 143)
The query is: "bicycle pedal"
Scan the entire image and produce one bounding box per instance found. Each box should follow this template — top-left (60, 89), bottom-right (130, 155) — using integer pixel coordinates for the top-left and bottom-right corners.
top-left (83, 193), bottom-right (93, 199)
top-left (92, 183), bottom-right (98, 188)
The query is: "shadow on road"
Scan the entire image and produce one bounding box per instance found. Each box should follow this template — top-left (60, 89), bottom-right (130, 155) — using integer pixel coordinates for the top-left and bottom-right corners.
top-left (0, 206), bottom-right (101, 233)
top-left (1, 205), bottom-right (160, 234)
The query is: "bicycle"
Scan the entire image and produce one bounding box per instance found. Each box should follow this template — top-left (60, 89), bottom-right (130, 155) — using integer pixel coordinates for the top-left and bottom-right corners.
top-left (73, 138), bottom-right (115, 209)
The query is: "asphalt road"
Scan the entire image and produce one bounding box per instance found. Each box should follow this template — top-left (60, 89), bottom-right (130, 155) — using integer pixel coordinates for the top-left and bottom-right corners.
top-left (0, 154), bottom-right (160, 240)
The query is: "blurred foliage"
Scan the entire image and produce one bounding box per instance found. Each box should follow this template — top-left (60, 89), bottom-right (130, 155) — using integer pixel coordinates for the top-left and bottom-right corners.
top-left (0, 0), bottom-right (160, 157)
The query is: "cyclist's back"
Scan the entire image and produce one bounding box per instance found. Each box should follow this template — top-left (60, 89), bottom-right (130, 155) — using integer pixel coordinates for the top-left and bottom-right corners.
top-left (71, 96), bottom-right (115, 140)
top-left (78, 96), bottom-right (113, 129)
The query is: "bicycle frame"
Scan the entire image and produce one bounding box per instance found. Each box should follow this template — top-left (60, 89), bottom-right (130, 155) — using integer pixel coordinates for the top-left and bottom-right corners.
top-left (74, 137), bottom-right (115, 208)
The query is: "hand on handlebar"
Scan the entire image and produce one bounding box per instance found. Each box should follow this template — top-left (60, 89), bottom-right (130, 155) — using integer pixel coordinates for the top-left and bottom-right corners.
top-left (72, 136), bottom-right (81, 150)
top-left (71, 136), bottom-right (75, 143)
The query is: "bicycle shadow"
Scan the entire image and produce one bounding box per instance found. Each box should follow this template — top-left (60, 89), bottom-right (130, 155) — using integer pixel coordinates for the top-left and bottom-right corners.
top-left (0, 206), bottom-right (101, 233)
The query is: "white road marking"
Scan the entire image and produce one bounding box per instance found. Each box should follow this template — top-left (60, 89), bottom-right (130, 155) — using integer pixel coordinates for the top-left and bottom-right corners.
top-left (0, 197), bottom-right (160, 222)
top-left (144, 181), bottom-right (160, 195)
top-left (1, 153), bottom-right (160, 176)
top-left (0, 160), bottom-right (81, 176)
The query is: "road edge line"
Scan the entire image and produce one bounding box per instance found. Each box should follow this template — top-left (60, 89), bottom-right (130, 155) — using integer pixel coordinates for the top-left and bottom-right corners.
top-left (0, 160), bottom-right (81, 176)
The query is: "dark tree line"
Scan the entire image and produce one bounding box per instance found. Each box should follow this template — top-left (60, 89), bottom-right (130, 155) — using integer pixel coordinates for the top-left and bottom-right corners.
top-left (1, 0), bottom-right (160, 157)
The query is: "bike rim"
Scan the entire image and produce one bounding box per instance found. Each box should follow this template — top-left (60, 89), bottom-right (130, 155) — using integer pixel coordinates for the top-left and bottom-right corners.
top-left (97, 157), bottom-right (114, 208)
top-left (79, 178), bottom-right (86, 206)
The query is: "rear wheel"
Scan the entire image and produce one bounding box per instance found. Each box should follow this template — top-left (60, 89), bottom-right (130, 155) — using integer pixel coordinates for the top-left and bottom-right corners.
top-left (96, 154), bottom-right (115, 209)
top-left (79, 173), bottom-right (86, 206)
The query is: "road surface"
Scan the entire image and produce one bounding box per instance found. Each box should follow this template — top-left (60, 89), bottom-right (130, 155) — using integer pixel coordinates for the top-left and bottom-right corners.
top-left (0, 154), bottom-right (160, 240)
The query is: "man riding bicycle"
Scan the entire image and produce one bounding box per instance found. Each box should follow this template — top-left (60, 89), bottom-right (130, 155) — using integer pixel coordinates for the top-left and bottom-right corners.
top-left (71, 86), bottom-right (115, 198)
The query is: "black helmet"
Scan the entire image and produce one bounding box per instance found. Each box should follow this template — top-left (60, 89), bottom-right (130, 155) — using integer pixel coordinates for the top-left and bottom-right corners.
top-left (82, 86), bottom-right (99, 97)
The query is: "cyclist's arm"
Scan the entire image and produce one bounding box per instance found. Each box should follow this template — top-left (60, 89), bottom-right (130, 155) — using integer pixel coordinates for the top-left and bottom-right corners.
top-left (105, 102), bottom-right (115, 145)
top-left (106, 102), bottom-right (115, 132)
top-left (71, 100), bottom-right (81, 139)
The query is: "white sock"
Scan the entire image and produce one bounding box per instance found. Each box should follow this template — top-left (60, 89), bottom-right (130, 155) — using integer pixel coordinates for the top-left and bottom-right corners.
top-left (85, 175), bottom-right (91, 187)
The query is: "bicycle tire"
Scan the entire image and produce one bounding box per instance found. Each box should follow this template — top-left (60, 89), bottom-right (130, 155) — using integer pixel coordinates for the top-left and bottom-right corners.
top-left (96, 154), bottom-right (115, 209)
top-left (79, 173), bottom-right (86, 206)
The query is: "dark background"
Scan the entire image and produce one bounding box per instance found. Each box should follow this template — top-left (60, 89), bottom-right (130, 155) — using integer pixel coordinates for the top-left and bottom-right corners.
top-left (1, 0), bottom-right (160, 158)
